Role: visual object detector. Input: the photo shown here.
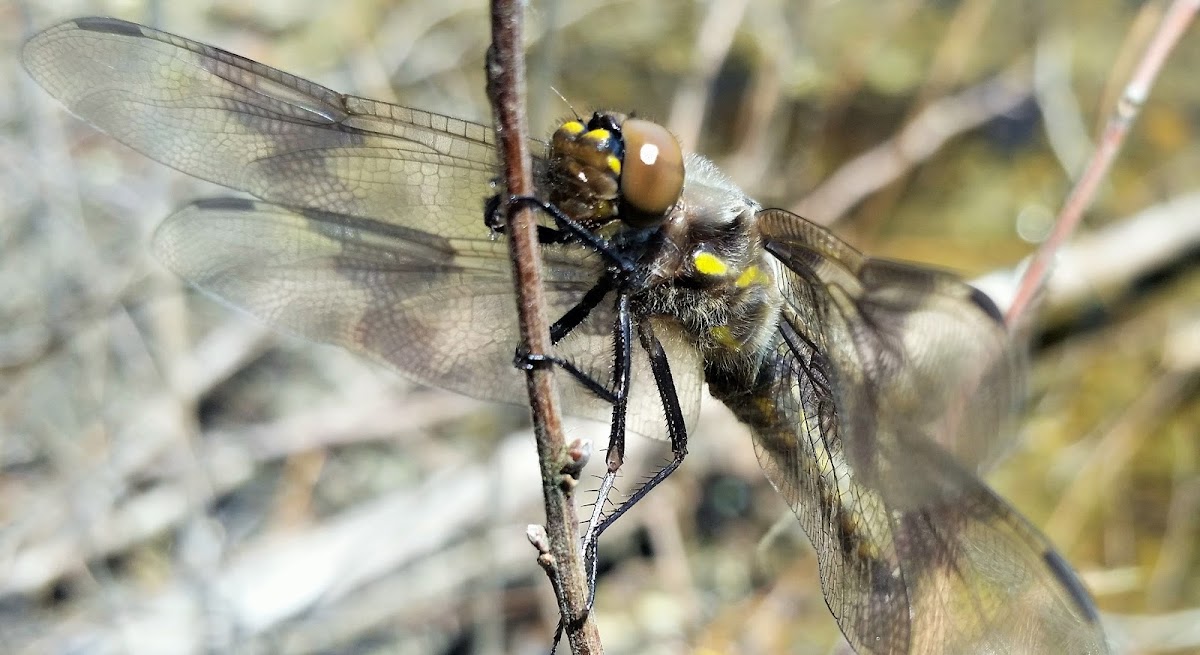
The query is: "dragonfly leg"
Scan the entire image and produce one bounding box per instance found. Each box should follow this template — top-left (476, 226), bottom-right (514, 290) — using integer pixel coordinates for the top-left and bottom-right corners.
top-left (513, 274), bottom-right (618, 402)
top-left (516, 350), bottom-right (617, 403)
top-left (490, 196), bottom-right (661, 612)
top-left (549, 274), bottom-right (615, 344)
top-left (492, 195), bottom-right (637, 275)
top-left (582, 314), bottom-right (689, 609)
top-left (485, 193), bottom-right (577, 245)
top-left (577, 291), bottom-right (633, 607)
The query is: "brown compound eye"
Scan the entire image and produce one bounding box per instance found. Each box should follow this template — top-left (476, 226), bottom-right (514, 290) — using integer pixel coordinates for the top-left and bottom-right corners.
top-left (618, 119), bottom-right (684, 226)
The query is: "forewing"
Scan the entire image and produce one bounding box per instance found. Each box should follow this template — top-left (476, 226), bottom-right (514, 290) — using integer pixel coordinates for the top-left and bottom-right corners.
top-left (22, 17), bottom-right (500, 240)
top-left (749, 209), bottom-right (1108, 653)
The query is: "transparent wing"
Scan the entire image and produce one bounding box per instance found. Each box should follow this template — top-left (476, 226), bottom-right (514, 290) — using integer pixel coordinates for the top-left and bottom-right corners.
top-left (758, 209), bottom-right (1024, 478)
top-left (24, 17), bottom-right (703, 437)
top-left (749, 209), bottom-right (1108, 654)
top-left (154, 200), bottom-right (700, 438)
top-left (23, 17), bottom-right (498, 240)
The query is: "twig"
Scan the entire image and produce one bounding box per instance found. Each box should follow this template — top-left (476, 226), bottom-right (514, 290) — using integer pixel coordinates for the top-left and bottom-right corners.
top-left (791, 62), bottom-right (1033, 225)
top-left (1039, 191), bottom-right (1200, 315)
top-left (1005, 0), bottom-right (1200, 325)
top-left (485, 0), bottom-right (602, 652)
top-left (842, 0), bottom-right (998, 240)
top-left (665, 0), bottom-right (751, 152)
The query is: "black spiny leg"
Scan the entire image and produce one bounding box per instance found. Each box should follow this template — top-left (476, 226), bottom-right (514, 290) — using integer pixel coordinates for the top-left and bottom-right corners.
top-left (549, 274), bottom-right (615, 344)
top-left (500, 190), bottom-right (636, 406)
top-left (536, 282), bottom-right (629, 653)
top-left (485, 194), bottom-right (573, 244)
top-left (490, 193), bottom-right (668, 615)
top-left (495, 193), bottom-right (632, 404)
top-left (601, 319), bottom-right (689, 528)
top-left (514, 274), bottom-right (619, 402)
top-left (490, 195), bottom-right (638, 274)
top-left (578, 292), bottom-right (637, 607)
top-left (583, 317), bottom-right (689, 607)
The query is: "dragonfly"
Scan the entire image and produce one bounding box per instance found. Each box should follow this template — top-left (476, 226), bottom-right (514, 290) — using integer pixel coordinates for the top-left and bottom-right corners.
top-left (23, 16), bottom-right (1111, 654)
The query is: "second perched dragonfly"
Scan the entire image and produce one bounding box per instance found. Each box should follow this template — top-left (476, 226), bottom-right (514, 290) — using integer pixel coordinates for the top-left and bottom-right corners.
top-left (23, 17), bottom-right (1110, 654)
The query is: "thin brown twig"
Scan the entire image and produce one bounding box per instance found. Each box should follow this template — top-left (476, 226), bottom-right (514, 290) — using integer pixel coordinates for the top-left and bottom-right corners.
top-left (485, 0), bottom-right (602, 651)
top-left (1005, 0), bottom-right (1200, 325)
top-left (792, 61), bottom-right (1033, 225)
top-left (847, 0), bottom-right (998, 245)
top-left (666, 0), bottom-right (751, 152)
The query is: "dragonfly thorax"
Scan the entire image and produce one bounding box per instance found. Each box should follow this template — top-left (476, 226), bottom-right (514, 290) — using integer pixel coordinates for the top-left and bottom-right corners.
top-left (627, 157), bottom-right (785, 382)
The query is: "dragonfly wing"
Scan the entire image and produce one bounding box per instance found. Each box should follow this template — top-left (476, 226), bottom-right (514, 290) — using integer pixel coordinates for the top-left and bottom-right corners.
top-left (24, 17), bottom-right (704, 439)
top-left (154, 199), bottom-right (701, 438)
top-left (748, 209), bottom-right (1108, 654)
top-left (23, 17), bottom-right (507, 240)
top-left (757, 208), bottom-right (1024, 477)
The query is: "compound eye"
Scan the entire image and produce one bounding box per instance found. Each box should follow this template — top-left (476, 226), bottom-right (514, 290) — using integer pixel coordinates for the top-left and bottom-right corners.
top-left (619, 119), bottom-right (684, 224)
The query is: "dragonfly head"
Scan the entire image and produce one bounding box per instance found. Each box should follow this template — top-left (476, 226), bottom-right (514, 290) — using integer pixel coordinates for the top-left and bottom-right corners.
top-left (547, 112), bottom-right (684, 231)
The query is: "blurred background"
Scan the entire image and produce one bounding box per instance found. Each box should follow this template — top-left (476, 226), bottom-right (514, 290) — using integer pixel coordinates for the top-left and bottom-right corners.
top-left (2, 0), bottom-right (1199, 653)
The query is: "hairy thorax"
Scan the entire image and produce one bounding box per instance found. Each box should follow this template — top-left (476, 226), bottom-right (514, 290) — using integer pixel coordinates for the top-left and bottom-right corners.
top-left (631, 154), bottom-right (785, 389)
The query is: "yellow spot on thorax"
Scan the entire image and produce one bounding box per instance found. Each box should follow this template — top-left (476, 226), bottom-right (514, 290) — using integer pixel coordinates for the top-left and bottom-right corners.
top-left (561, 120), bottom-right (585, 134)
top-left (606, 154), bottom-right (621, 175)
top-left (693, 251), bottom-right (728, 276)
top-left (734, 265), bottom-right (759, 288)
top-left (736, 265), bottom-right (772, 288)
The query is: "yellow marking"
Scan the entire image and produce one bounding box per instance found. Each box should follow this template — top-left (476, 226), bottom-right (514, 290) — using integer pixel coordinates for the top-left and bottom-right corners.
top-left (710, 325), bottom-right (741, 350)
top-left (606, 154), bottom-right (621, 175)
top-left (693, 251), bottom-right (728, 276)
top-left (583, 128), bottom-right (611, 142)
top-left (561, 120), bottom-right (585, 134)
top-left (735, 265), bottom-right (760, 288)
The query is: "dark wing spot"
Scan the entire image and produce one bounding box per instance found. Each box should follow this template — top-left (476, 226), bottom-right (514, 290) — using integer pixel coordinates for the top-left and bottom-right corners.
top-left (74, 17), bottom-right (143, 37)
top-left (192, 197), bottom-right (258, 212)
top-left (1043, 549), bottom-right (1101, 622)
top-left (968, 286), bottom-right (1005, 324)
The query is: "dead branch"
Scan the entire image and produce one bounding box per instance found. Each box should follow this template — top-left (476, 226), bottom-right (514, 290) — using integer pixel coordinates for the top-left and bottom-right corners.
top-left (485, 0), bottom-right (602, 651)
